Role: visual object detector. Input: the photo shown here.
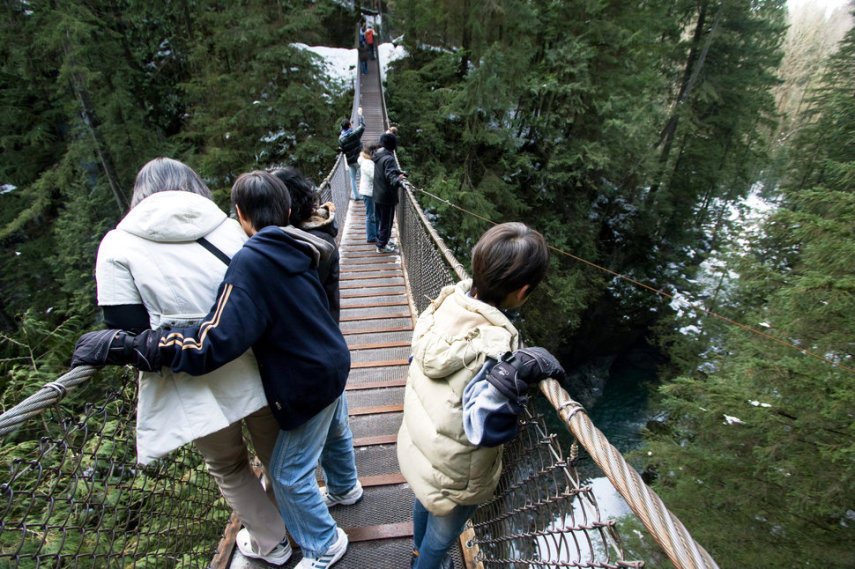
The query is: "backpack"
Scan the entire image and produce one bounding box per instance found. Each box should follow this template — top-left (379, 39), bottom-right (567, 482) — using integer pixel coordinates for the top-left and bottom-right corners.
top-left (365, 28), bottom-right (374, 45)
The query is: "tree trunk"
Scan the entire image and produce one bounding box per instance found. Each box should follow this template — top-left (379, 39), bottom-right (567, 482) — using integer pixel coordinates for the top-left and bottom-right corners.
top-left (655, 3), bottom-right (723, 164)
top-left (458, 0), bottom-right (471, 77)
top-left (64, 29), bottom-right (129, 214)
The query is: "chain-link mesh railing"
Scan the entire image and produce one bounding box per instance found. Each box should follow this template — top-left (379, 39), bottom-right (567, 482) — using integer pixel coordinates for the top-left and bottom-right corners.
top-left (0, 367), bottom-right (232, 568)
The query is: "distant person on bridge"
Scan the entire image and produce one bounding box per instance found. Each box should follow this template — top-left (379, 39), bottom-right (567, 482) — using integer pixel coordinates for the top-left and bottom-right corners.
top-left (72, 171), bottom-right (361, 569)
top-left (338, 107), bottom-right (366, 201)
top-left (372, 132), bottom-right (405, 253)
top-left (90, 157), bottom-right (290, 565)
top-left (358, 143), bottom-right (380, 244)
top-left (365, 24), bottom-right (375, 59)
top-left (397, 222), bottom-right (565, 569)
top-left (358, 42), bottom-right (369, 75)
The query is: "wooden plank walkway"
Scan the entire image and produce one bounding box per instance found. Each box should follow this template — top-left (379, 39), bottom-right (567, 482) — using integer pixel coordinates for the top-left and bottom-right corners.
top-left (231, 52), bottom-right (472, 569)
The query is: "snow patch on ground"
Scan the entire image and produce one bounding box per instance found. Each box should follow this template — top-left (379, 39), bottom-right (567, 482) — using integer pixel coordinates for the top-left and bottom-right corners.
top-left (298, 42), bottom-right (409, 91)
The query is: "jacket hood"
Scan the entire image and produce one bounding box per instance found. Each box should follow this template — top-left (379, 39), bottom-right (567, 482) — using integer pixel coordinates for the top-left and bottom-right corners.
top-left (298, 202), bottom-right (338, 238)
top-left (244, 225), bottom-right (334, 275)
top-left (372, 148), bottom-right (391, 163)
top-left (412, 279), bottom-right (518, 380)
top-left (117, 191), bottom-right (228, 242)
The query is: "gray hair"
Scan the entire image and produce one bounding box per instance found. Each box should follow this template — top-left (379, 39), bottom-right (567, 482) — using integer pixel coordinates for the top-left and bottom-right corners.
top-left (130, 157), bottom-right (212, 208)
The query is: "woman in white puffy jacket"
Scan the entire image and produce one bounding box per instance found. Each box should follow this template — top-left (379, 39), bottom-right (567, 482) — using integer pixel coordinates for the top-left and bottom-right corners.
top-left (95, 157), bottom-right (290, 564)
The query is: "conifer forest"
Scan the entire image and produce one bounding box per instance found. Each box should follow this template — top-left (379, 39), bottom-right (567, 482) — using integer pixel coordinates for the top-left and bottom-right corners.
top-left (1, 1), bottom-right (854, 567)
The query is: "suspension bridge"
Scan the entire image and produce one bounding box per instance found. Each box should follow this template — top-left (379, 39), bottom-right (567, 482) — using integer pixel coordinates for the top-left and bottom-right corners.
top-left (0, 33), bottom-right (718, 569)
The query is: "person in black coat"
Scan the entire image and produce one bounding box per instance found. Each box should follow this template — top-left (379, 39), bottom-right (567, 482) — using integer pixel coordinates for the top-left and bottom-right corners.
top-left (372, 133), bottom-right (406, 253)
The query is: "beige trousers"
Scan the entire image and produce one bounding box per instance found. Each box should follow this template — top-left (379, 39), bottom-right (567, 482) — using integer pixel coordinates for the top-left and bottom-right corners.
top-left (193, 406), bottom-right (287, 555)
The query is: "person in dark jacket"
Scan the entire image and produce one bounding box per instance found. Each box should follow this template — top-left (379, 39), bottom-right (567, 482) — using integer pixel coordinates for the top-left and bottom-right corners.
top-left (71, 171), bottom-right (360, 569)
top-left (338, 108), bottom-right (365, 201)
top-left (372, 132), bottom-right (406, 253)
top-left (270, 166), bottom-right (341, 322)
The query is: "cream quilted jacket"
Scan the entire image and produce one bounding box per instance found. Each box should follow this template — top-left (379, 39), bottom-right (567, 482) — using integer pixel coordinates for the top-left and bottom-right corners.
top-left (397, 279), bottom-right (520, 515)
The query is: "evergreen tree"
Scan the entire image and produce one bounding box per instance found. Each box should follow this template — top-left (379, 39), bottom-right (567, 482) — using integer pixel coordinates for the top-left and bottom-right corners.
top-left (639, 22), bottom-right (855, 567)
top-left (385, 0), bottom-right (787, 372)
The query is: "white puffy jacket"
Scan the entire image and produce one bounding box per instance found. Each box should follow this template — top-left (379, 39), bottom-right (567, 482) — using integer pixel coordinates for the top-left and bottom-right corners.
top-left (96, 191), bottom-right (267, 464)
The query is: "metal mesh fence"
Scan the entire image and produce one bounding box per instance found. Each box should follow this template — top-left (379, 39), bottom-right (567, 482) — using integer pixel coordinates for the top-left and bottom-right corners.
top-left (469, 407), bottom-right (641, 568)
top-left (396, 182), bottom-right (466, 315)
top-left (0, 368), bottom-right (232, 568)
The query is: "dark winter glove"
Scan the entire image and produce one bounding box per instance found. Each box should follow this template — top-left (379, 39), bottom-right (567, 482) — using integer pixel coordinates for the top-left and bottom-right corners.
top-left (71, 329), bottom-right (162, 371)
top-left (512, 347), bottom-right (565, 384)
top-left (485, 347), bottom-right (565, 400)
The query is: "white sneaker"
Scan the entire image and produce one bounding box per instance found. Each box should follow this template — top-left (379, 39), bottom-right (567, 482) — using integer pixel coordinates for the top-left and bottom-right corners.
top-left (235, 527), bottom-right (292, 565)
top-left (295, 527), bottom-right (348, 568)
top-left (321, 480), bottom-right (364, 507)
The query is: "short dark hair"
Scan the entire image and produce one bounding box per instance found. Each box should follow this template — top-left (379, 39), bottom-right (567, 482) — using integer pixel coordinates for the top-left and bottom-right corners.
top-left (231, 170), bottom-right (291, 230)
top-left (341, 118), bottom-right (351, 130)
top-left (471, 222), bottom-right (549, 306)
top-left (269, 166), bottom-right (317, 226)
top-left (379, 133), bottom-right (397, 151)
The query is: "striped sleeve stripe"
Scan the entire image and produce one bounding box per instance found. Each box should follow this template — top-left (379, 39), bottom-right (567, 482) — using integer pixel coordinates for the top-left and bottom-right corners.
top-left (158, 284), bottom-right (233, 351)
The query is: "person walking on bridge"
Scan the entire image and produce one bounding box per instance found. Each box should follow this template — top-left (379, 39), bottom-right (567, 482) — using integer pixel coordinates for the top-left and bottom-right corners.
top-left (338, 108), bottom-right (365, 201)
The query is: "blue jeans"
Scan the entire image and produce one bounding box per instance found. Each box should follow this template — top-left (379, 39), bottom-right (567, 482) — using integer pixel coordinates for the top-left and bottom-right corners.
top-left (269, 395), bottom-right (358, 558)
top-left (348, 163), bottom-right (360, 200)
top-left (362, 194), bottom-right (378, 242)
top-left (412, 499), bottom-right (478, 569)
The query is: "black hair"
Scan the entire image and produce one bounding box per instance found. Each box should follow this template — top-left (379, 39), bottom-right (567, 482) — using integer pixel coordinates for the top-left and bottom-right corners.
top-left (269, 166), bottom-right (317, 226)
top-left (341, 118), bottom-right (351, 130)
top-left (379, 133), bottom-right (397, 151)
top-left (471, 222), bottom-right (549, 306)
top-left (230, 170), bottom-right (291, 230)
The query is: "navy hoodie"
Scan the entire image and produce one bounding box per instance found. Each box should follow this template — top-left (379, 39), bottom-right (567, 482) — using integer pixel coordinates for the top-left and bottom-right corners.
top-left (155, 226), bottom-right (351, 430)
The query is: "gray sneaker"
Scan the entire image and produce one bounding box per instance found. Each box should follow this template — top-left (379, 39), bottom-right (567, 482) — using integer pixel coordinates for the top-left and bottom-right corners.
top-left (235, 528), bottom-right (292, 565)
top-left (376, 244), bottom-right (396, 254)
top-left (321, 480), bottom-right (364, 507)
top-left (295, 527), bottom-right (348, 568)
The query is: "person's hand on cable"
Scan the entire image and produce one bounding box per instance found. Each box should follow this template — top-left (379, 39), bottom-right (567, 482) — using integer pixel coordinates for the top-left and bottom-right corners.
top-left (486, 347), bottom-right (565, 399)
top-left (70, 329), bottom-right (162, 371)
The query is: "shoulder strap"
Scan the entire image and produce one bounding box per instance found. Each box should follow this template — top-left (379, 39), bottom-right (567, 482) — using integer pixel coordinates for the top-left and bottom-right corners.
top-left (196, 237), bottom-right (231, 266)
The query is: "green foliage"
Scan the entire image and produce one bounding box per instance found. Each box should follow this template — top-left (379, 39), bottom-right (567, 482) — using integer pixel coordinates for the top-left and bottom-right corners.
top-left (638, 22), bottom-right (855, 568)
top-left (387, 0), bottom-right (786, 368)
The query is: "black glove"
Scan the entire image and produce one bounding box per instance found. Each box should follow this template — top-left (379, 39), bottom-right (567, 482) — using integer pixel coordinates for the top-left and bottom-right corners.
top-left (71, 329), bottom-right (162, 371)
top-left (485, 347), bottom-right (565, 400)
top-left (512, 347), bottom-right (566, 384)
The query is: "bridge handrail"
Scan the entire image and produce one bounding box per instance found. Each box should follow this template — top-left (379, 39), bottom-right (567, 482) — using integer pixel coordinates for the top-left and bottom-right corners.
top-left (540, 379), bottom-right (719, 569)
